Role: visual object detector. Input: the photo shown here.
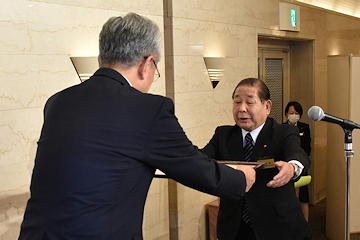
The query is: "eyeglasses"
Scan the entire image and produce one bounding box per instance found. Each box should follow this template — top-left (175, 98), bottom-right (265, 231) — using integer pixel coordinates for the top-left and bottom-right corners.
top-left (144, 56), bottom-right (160, 81)
top-left (152, 59), bottom-right (161, 81)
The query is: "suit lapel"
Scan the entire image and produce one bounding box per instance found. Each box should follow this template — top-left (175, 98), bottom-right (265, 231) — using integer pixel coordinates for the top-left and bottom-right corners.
top-left (250, 119), bottom-right (272, 162)
top-left (228, 126), bottom-right (244, 161)
top-left (298, 124), bottom-right (304, 133)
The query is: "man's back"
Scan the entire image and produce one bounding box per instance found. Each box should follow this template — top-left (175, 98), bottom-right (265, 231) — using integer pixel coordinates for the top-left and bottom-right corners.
top-left (19, 68), bottom-right (164, 239)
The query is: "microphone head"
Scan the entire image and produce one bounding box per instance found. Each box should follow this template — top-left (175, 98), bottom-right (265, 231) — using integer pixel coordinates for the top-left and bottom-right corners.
top-left (308, 106), bottom-right (325, 121)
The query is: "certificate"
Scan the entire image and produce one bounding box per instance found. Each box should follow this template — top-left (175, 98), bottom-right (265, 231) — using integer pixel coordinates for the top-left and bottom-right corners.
top-left (154, 160), bottom-right (266, 178)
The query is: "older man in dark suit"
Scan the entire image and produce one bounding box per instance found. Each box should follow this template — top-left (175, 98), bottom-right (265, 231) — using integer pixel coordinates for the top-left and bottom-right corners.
top-left (18, 13), bottom-right (256, 240)
top-left (201, 78), bottom-right (312, 240)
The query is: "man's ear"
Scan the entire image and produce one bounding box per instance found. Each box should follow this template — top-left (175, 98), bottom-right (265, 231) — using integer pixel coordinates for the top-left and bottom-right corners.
top-left (265, 99), bottom-right (272, 115)
top-left (137, 58), bottom-right (146, 80)
top-left (135, 56), bottom-right (155, 93)
top-left (138, 56), bottom-right (153, 80)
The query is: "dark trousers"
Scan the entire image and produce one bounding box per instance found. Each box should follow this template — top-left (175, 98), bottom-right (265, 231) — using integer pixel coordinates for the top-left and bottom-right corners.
top-left (234, 220), bottom-right (313, 240)
top-left (235, 220), bottom-right (256, 240)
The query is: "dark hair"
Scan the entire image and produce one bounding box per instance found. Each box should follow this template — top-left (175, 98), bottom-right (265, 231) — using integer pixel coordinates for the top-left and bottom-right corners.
top-left (232, 78), bottom-right (270, 102)
top-left (284, 101), bottom-right (303, 117)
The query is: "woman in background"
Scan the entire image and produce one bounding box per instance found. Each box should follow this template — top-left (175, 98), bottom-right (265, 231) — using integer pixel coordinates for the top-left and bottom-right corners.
top-left (284, 101), bottom-right (311, 221)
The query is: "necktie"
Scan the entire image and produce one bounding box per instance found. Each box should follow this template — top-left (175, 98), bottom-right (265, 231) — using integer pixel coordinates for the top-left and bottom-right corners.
top-left (244, 133), bottom-right (254, 162)
top-left (242, 133), bottom-right (253, 224)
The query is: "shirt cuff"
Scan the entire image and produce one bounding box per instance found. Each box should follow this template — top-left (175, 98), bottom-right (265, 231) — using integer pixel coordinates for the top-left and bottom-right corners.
top-left (288, 160), bottom-right (304, 179)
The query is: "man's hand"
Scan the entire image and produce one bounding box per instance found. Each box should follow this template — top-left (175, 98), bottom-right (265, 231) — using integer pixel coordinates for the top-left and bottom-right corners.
top-left (266, 161), bottom-right (293, 188)
top-left (236, 165), bottom-right (256, 192)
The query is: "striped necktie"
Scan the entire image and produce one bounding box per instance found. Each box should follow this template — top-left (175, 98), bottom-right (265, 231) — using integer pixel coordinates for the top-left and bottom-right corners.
top-left (244, 133), bottom-right (254, 162)
top-left (242, 132), bottom-right (253, 224)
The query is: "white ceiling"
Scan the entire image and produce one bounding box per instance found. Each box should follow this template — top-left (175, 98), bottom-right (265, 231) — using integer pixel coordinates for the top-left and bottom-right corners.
top-left (296, 0), bottom-right (360, 18)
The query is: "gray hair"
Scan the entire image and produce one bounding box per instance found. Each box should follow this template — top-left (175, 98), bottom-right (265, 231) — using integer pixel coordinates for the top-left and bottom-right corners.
top-left (99, 13), bottom-right (162, 68)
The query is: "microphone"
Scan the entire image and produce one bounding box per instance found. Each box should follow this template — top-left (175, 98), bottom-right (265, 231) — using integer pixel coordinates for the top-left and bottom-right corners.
top-left (307, 106), bottom-right (360, 130)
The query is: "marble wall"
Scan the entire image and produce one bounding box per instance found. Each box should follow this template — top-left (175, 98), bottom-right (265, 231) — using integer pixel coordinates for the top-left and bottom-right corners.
top-left (3, 0), bottom-right (360, 239)
top-left (0, 0), bottom-right (167, 239)
top-left (170, 0), bottom-right (360, 239)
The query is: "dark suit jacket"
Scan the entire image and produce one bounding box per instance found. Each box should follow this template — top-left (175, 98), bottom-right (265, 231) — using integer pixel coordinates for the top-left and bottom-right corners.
top-left (19, 68), bottom-right (247, 240)
top-left (201, 118), bottom-right (312, 240)
top-left (282, 121), bottom-right (311, 156)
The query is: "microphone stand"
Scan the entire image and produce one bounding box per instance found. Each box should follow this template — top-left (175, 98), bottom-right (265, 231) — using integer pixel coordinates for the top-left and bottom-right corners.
top-left (343, 128), bottom-right (354, 240)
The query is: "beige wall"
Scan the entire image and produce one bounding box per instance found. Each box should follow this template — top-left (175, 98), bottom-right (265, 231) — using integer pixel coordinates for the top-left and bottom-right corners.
top-left (170, 0), bottom-right (360, 239)
top-left (2, 0), bottom-right (360, 239)
top-left (0, 1), bottom-right (168, 239)
top-left (326, 55), bottom-right (360, 239)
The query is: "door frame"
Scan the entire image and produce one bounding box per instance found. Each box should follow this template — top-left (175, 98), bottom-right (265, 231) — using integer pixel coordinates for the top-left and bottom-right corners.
top-left (258, 46), bottom-right (290, 123)
top-left (258, 36), bottom-right (316, 205)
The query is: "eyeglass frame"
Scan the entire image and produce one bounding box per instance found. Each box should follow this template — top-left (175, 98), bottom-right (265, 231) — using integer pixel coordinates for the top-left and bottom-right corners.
top-left (143, 56), bottom-right (160, 81)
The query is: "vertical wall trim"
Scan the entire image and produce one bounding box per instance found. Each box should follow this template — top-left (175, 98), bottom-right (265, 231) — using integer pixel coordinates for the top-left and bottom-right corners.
top-left (163, 0), bottom-right (175, 102)
top-left (163, 0), bottom-right (177, 239)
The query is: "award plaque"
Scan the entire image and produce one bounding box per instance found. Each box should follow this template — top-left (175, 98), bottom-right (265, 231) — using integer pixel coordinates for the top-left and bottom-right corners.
top-left (154, 160), bottom-right (266, 178)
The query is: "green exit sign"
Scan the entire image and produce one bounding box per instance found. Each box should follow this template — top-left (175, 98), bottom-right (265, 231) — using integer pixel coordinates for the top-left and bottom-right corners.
top-left (291, 9), bottom-right (297, 27)
top-left (279, 3), bottom-right (300, 31)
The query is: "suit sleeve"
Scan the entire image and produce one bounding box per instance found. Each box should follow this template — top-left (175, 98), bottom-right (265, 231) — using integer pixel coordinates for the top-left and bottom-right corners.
top-left (200, 127), bottom-right (221, 159)
top-left (282, 125), bottom-right (311, 172)
top-left (144, 98), bottom-right (246, 201)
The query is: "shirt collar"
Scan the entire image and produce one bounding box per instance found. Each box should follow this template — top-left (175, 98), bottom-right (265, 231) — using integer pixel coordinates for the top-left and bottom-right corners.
top-left (241, 122), bottom-right (265, 144)
top-left (122, 74), bottom-right (133, 87)
top-left (287, 121), bottom-right (298, 127)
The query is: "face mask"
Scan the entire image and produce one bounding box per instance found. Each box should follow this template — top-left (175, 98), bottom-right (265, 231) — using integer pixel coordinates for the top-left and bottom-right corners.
top-left (288, 114), bottom-right (300, 124)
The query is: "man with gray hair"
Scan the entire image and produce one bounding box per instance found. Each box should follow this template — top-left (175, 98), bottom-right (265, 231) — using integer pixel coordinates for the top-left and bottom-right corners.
top-left (18, 13), bottom-right (255, 240)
